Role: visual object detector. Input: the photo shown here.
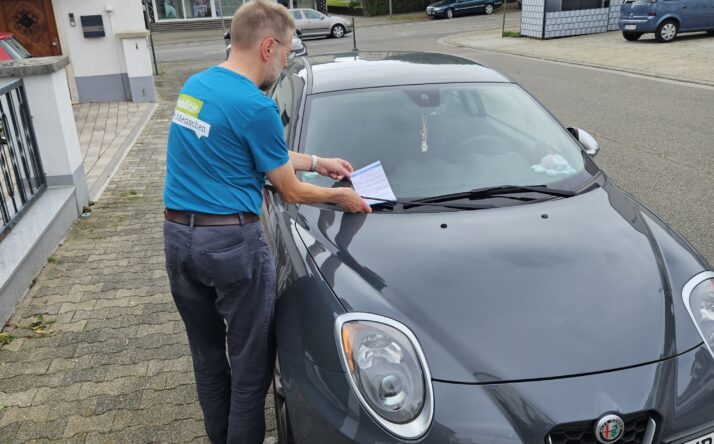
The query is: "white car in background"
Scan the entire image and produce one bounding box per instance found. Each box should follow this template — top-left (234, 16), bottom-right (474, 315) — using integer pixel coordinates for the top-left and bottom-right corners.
top-left (289, 8), bottom-right (353, 38)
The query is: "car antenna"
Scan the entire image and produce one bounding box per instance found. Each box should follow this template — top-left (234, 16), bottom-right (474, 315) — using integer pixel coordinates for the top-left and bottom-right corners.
top-left (352, 17), bottom-right (358, 53)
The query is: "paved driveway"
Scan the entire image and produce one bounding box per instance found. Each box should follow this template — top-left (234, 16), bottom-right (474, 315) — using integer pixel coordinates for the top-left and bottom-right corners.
top-left (445, 29), bottom-right (714, 85)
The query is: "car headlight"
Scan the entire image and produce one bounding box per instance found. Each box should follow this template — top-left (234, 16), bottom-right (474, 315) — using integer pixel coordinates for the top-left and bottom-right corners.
top-left (335, 313), bottom-right (434, 439)
top-left (683, 271), bottom-right (714, 357)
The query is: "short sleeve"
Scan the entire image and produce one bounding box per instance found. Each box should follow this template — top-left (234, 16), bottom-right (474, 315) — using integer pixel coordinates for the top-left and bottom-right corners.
top-left (243, 103), bottom-right (290, 173)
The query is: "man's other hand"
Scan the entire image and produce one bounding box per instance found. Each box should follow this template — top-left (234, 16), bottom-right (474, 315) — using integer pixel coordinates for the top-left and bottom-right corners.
top-left (338, 188), bottom-right (372, 214)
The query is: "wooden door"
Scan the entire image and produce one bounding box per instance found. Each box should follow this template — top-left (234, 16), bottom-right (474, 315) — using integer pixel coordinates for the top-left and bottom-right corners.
top-left (0, 0), bottom-right (61, 57)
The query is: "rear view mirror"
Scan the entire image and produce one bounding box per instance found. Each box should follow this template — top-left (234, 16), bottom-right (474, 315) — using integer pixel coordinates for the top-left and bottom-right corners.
top-left (568, 127), bottom-right (600, 157)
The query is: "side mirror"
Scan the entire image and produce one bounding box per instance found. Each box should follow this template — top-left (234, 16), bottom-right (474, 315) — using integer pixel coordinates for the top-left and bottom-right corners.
top-left (296, 28), bottom-right (302, 36)
top-left (568, 127), bottom-right (600, 157)
top-left (320, 15), bottom-right (326, 19)
top-left (224, 32), bottom-right (230, 40)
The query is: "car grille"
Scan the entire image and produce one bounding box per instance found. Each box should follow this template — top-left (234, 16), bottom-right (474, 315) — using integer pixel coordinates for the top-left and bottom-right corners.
top-left (548, 412), bottom-right (653, 444)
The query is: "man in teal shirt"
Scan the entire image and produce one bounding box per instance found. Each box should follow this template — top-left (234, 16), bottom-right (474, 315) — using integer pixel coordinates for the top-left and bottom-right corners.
top-left (163, 2), bottom-right (370, 443)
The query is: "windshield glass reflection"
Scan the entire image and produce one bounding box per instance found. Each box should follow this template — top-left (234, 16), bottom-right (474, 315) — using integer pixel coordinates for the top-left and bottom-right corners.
top-left (301, 84), bottom-right (590, 199)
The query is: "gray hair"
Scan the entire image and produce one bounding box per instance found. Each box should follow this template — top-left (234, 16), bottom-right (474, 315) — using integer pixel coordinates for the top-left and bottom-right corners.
top-left (231, 0), bottom-right (295, 50)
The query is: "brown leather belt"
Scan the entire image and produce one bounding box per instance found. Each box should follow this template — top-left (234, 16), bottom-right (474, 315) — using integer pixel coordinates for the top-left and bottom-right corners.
top-left (165, 209), bottom-right (259, 227)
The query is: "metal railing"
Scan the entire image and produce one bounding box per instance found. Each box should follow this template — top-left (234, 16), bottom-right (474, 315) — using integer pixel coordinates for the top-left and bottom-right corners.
top-left (0, 79), bottom-right (45, 241)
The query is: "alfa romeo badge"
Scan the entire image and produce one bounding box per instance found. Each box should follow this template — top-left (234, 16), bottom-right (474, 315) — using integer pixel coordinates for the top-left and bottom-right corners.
top-left (594, 414), bottom-right (625, 443)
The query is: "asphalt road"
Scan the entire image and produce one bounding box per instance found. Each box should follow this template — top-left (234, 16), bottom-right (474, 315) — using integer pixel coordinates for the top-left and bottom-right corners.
top-left (154, 14), bottom-right (714, 264)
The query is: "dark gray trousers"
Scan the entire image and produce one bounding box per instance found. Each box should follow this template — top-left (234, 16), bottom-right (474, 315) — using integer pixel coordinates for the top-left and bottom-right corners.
top-left (164, 220), bottom-right (276, 444)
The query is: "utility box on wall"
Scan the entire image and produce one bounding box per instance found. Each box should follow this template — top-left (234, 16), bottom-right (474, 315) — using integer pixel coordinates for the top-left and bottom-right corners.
top-left (80, 15), bottom-right (105, 38)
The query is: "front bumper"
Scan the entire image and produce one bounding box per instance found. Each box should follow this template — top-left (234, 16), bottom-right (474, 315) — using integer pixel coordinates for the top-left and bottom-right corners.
top-left (426, 8), bottom-right (447, 17)
top-left (280, 344), bottom-right (714, 443)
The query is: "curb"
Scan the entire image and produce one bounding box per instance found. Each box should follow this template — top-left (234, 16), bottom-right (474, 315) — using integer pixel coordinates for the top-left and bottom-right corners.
top-left (439, 32), bottom-right (714, 88)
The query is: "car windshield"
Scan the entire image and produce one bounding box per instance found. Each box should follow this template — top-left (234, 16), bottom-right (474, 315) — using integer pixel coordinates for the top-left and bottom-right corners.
top-left (300, 83), bottom-right (593, 199)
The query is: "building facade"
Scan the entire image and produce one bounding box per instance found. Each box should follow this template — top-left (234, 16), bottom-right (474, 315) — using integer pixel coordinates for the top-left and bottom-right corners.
top-left (0, 0), bottom-right (155, 103)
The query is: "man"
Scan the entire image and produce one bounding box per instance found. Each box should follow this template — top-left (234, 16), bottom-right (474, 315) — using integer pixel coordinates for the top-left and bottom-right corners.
top-left (163, 1), bottom-right (371, 443)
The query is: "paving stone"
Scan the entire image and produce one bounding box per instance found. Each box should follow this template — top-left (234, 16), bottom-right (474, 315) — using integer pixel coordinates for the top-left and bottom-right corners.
top-left (104, 362), bottom-right (149, 380)
top-left (139, 384), bottom-right (197, 408)
top-left (93, 391), bottom-right (143, 416)
top-left (46, 398), bottom-right (97, 422)
top-left (0, 422), bottom-right (20, 443)
top-left (147, 356), bottom-right (192, 377)
top-left (13, 417), bottom-right (68, 441)
top-left (0, 405), bottom-right (51, 428)
top-left (62, 411), bottom-right (115, 438)
top-left (0, 373), bottom-right (65, 394)
top-left (0, 388), bottom-right (38, 408)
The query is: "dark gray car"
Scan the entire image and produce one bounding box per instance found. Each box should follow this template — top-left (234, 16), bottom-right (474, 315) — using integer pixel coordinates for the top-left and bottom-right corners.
top-left (265, 52), bottom-right (714, 444)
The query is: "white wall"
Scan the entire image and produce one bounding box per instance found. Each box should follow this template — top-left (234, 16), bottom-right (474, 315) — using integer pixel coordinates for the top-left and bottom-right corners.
top-left (54, 0), bottom-right (146, 78)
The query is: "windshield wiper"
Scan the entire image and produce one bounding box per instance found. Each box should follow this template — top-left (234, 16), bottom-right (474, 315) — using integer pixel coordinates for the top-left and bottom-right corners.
top-left (361, 196), bottom-right (492, 211)
top-left (410, 185), bottom-right (577, 206)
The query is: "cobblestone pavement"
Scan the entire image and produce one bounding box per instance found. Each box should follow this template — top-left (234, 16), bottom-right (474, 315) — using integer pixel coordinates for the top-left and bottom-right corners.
top-left (0, 60), bottom-right (276, 443)
top-left (73, 101), bottom-right (154, 201)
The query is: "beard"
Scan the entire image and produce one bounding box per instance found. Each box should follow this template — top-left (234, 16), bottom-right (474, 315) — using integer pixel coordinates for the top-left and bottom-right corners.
top-left (259, 57), bottom-right (283, 91)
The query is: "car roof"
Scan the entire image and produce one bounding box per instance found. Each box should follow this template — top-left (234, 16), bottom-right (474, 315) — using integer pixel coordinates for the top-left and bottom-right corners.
top-left (296, 51), bottom-right (512, 94)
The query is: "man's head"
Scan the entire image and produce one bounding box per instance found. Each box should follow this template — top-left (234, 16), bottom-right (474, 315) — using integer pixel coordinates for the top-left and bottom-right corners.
top-left (230, 0), bottom-right (295, 91)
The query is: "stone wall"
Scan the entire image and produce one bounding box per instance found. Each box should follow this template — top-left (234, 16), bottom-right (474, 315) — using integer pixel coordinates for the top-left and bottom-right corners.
top-left (521, 0), bottom-right (624, 38)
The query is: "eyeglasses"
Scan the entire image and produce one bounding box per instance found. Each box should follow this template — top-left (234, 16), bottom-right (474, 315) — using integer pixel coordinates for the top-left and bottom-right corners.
top-left (273, 37), bottom-right (296, 63)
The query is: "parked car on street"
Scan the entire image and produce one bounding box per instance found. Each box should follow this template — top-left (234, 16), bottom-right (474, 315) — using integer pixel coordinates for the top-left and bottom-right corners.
top-left (265, 51), bottom-right (714, 444)
top-left (0, 33), bottom-right (32, 60)
top-left (289, 8), bottom-right (353, 38)
top-left (620, 0), bottom-right (714, 42)
top-left (223, 30), bottom-right (307, 59)
top-left (426, 0), bottom-right (503, 18)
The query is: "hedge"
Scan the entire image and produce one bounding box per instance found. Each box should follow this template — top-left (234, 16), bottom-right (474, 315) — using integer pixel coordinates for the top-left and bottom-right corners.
top-left (362, 0), bottom-right (431, 16)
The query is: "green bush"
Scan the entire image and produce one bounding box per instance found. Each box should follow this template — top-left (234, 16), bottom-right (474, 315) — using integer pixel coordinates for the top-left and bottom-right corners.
top-left (362, 0), bottom-right (430, 16)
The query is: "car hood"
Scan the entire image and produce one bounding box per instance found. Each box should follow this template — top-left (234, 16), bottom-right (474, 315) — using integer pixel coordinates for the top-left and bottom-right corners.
top-left (428, 1), bottom-right (450, 7)
top-left (296, 183), bottom-right (706, 383)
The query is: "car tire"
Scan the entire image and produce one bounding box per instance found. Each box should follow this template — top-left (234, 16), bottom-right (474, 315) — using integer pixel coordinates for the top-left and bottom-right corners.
top-left (331, 24), bottom-right (346, 38)
top-left (707, 30), bottom-right (714, 35)
top-left (273, 375), bottom-right (296, 444)
top-left (622, 31), bottom-right (643, 41)
top-left (655, 19), bottom-right (678, 42)
top-left (446, 8), bottom-right (454, 18)
top-left (484, 3), bottom-right (494, 14)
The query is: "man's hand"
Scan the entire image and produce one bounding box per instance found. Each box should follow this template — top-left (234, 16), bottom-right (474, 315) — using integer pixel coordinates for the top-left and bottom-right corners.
top-left (337, 188), bottom-right (372, 214)
top-left (316, 157), bottom-right (353, 180)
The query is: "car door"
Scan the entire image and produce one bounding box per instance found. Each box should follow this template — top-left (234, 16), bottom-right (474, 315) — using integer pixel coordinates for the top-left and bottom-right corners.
top-left (678, 0), bottom-right (709, 28)
top-left (290, 9), bottom-right (310, 36)
top-left (302, 9), bottom-right (331, 36)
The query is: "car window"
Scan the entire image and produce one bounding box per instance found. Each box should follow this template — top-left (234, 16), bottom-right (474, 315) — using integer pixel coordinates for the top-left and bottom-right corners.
top-left (300, 84), bottom-right (590, 198)
top-left (271, 75), bottom-right (294, 143)
top-left (290, 10), bottom-right (303, 19)
top-left (303, 10), bottom-right (322, 19)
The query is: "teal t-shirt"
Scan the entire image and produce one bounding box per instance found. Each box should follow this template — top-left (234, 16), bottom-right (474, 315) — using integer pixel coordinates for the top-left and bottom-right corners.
top-left (164, 66), bottom-right (289, 215)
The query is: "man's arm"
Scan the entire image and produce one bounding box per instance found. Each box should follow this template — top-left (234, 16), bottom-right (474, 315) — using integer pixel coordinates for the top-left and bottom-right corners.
top-left (289, 151), bottom-right (353, 180)
top-left (267, 161), bottom-right (371, 213)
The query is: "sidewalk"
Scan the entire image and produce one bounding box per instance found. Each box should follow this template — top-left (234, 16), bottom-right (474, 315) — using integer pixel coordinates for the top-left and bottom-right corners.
top-left (0, 60), bottom-right (275, 442)
top-left (444, 28), bottom-right (714, 86)
top-left (74, 101), bottom-right (156, 201)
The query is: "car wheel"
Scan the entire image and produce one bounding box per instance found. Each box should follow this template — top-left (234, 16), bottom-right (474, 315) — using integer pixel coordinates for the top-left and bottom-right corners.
top-left (655, 19), bottom-right (678, 42)
top-left (331, 24), bottom-right (345, 38)
top-left (707, 30), bottom-right (714, 35)
top-left (446, 8), bottom-right (454, 18)
top-left (484, 3), bottom-right (494, 14)
top-left (273, 373), bottom-right (296, 444)
top-left (622, 31), bottom-right (643, 41)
